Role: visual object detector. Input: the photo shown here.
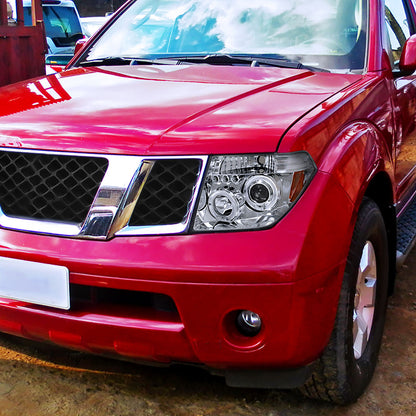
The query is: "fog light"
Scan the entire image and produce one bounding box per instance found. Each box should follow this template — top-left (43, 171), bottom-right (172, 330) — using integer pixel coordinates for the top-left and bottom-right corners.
top-left (236, 310), bottom-right (262, 337)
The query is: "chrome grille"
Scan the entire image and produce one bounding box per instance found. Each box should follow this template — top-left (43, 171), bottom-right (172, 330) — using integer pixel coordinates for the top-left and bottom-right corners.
top-left (0, 149), bottom-right (207, 239)
top-left (0, 151), bottom-right (108, 223)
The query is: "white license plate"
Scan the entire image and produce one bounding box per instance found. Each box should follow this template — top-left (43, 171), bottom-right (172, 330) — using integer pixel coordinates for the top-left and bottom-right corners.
top-left (0, 257), bottom-right (70, 310)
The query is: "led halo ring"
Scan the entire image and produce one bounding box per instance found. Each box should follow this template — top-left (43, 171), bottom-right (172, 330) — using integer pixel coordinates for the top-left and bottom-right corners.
top-left (244, 175), bottom-right (280, 211)
top-left (208, 190), bottom-right (241, 221)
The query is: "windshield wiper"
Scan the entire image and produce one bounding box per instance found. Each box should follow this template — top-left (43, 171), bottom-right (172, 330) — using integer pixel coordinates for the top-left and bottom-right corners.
top-left (78, 57), bottom-right (135, 67)
top-left (78, 56), bottom-right (180, 67)
top-left (77, 54), bottom-right (327, 72)
top-left (165, 54), bottom-right (328, 72)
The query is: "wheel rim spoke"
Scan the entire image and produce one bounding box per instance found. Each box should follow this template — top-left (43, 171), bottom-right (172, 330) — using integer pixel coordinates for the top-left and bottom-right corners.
top-left (353, 241), bottom-right (377, 360)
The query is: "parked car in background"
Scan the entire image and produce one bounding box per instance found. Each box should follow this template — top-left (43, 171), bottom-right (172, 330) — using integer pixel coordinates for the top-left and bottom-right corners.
top-left (23, 0), bottom-right (83, 54)
top-left (80, 16), bottom-right (110, 38)
top-left (0, 0), bottom-right (416, 406)
top-left (45, 52), bottom-right (74, 73)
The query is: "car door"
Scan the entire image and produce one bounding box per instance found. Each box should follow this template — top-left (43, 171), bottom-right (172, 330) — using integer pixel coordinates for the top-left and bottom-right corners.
top-left (387, 0), bottom-right (416, 211)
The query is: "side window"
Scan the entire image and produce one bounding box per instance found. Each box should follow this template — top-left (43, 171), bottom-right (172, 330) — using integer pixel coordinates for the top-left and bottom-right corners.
top-left (385, 0), bottom-right (413, 66)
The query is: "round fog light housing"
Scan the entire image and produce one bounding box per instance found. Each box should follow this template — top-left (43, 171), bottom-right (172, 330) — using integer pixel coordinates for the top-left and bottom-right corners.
top-left (236, 310), bottom-right (262, 337)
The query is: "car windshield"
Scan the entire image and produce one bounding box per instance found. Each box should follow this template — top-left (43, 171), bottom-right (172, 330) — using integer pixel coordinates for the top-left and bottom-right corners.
top-left (24, 5), bottom-right (83, 47)
top-left (82, 0), bottom-right (368, 73)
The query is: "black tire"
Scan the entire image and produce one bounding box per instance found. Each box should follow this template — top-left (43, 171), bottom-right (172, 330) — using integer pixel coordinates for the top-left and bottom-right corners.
top-left (301, 197), bottom-right (389, 404)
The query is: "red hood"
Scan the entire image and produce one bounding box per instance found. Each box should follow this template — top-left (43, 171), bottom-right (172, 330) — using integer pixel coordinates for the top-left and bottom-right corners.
top-left (0, 65), bottom-right (360, 155)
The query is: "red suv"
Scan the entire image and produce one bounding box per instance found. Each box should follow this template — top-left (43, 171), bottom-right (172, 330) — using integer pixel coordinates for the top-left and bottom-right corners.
top-left (0, 0), bottom-right (415, 404)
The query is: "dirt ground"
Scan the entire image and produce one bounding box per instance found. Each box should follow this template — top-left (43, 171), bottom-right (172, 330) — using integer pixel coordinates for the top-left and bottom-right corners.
top-left (0, 254), bottom-right (415, 416)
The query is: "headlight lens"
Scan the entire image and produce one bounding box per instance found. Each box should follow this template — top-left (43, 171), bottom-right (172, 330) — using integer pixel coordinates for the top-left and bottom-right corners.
top-left (192, 152), bottom-right (316, 232)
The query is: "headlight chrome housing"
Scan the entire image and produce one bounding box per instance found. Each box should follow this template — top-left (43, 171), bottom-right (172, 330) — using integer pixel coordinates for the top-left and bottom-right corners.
top-left (192, 152), bottom-right (316, 232)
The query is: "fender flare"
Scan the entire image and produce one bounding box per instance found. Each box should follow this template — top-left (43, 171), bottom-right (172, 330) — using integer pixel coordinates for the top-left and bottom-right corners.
top-left (317, 120), bottom-right (396, 288)
top-left (318, 120), bottom-right (394, 215)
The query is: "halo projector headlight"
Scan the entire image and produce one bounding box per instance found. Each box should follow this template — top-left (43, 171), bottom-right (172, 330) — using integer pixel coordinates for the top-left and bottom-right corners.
top-left (192, 152), bottom-right (316, 232)
top-left (244, 175), bottom-right (280, 211)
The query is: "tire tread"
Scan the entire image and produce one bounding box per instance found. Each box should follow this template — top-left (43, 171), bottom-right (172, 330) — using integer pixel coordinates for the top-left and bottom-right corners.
top-left (300, 198), bottom-right (389, 404)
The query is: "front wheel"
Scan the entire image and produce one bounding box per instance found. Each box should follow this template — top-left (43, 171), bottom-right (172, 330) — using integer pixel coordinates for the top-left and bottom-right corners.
top-left (301, 197), bottom-right (389, 404)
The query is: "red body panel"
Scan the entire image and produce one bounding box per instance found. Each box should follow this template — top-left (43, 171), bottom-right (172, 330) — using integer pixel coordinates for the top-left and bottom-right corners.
top-left (0, 66), bottom-right (358, 155)
top-left (0, 0), bottom-right (414, 377)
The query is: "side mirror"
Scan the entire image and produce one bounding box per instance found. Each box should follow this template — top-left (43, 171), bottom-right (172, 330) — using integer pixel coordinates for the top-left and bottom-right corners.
top-left (400, 35), bottom-right (416, 73)
top-left (74, 38), bottom-right (88, 56)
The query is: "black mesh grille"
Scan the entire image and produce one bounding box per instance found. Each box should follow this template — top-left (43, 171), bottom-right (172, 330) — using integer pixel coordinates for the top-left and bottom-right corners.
top-left (0, 151), bottom-right (108, 223)
top-left (129, 159), bottom-right (201, 226)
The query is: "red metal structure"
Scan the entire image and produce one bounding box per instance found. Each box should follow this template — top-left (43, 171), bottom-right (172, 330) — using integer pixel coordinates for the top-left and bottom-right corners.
top-left (0, 0), bottom-right (46, 87)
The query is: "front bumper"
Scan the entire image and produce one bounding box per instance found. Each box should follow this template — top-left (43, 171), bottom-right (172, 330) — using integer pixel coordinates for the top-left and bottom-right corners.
top-left (0, 262), bottom-right (343, 368)
top-left (0, 171), bottom-right (354, 373)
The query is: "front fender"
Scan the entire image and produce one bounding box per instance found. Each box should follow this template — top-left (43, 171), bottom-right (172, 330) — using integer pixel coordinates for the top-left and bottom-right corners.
top-left (295, 121), bottom-right (394, 281)
top-left (318, 121), bottom-right (394, 208)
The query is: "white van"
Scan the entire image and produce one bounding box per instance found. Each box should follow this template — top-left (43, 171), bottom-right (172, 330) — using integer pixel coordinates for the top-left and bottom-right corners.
top-left (23, 0), bottom-right (83, 54)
